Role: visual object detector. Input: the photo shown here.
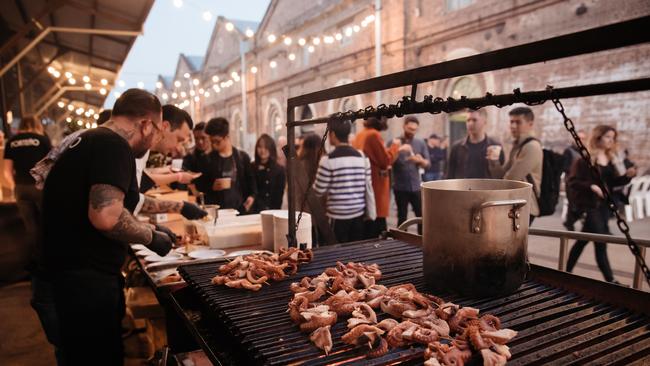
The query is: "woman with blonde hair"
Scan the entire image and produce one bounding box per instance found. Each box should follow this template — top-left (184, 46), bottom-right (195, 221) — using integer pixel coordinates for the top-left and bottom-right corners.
top-left (566, 125), bottom-right (636, 284)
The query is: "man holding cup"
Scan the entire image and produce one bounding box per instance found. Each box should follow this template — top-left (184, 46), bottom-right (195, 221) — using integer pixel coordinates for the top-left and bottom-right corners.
top-left (488, 106), bottom-right (543, 220)
top-left (447, 109), bottom-right (504, 179)
top-left (197, 117), bottom-right (256, 212)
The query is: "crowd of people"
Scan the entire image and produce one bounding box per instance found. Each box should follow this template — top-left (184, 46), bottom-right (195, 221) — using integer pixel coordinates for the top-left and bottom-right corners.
top-left (0, 88), bottom-right (641, 363)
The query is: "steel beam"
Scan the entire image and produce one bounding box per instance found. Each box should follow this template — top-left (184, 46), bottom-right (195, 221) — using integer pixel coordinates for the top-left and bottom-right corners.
top-left (287, 15), bottom-right (650, 108)
top-left (0, 26), bottom-right (142, 78)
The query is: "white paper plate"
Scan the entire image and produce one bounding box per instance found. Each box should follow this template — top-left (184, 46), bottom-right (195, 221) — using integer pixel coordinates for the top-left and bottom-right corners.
top-left (226, 250), bottom-right (271, 257)
top-left (188, 249), bottom-right (226, 260)
top-left (136, 249), bottom-right (156, 257)
top-left (144, 252), bottom-right (183, 262)
top-left (131, 244), bottom-right (148, 251)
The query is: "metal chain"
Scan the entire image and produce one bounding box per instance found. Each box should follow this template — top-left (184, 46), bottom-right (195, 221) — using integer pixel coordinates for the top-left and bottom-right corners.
top-left (551, 95), bottom-right (650, 286)
top-left (290, 125), bottom-right (330, 246)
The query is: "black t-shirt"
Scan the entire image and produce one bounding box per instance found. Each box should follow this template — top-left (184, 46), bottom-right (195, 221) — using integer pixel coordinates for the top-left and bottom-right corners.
top-left (4, 132), bottom-right (51, 185)
top-left (464, 138), bottom-right (489, 179)
top-left (42, 128), bottom-right (140, 275)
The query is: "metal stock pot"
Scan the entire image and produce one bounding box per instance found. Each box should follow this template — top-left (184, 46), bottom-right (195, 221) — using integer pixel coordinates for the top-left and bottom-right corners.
top-left (400, 179), bottom-right (532, 296)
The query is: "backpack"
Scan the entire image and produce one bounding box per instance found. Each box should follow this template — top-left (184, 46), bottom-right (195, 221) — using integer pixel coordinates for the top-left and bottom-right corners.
top-left (519, 137), bottom-right (565, 216)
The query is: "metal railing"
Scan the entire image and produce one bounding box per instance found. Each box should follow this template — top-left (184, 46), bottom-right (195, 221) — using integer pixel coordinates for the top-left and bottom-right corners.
top-left (528, 228), bottom-right (650, 290)
top-left (393, 219), bottom-right (649, 290)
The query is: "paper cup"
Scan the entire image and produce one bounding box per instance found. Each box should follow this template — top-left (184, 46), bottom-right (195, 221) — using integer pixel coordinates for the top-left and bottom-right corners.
top-left (171, 158), bottom-right (183, 172)
top-left (273, 211), bottom-right (312, 252)
top-left (487, 145), bottom-right (502, 160)
top-left (260, 210), bottom-right (284, 251)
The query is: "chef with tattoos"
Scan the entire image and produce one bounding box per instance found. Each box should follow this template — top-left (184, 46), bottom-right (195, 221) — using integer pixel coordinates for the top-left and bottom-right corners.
top-left (41, 89), bottom-right (178, 364)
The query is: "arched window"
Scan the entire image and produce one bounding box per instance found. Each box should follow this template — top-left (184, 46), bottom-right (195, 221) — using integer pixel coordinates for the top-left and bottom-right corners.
top-left (299, 106), bottom-right (315, 135)
top-left (269, 104), bottom-right (284, 140)
top-left (448, 76), bottom-right (482, 144)
top-left (339, 97), bottom-right (359, 133)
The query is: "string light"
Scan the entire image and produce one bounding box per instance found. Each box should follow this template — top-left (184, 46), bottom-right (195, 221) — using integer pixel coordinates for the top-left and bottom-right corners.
top-left (66, 117), bottom-right (72, 123)
top-left (198, 88), bottom-right (205, 94)
top-left (192, 78), bottom-right (199, 86)
top-left (245, 29), bottom-right (254, 38)
top-left (156, 81), bottom-right (163, 89)
top-left (183, 73), bottom-right (190, 79)
top-left (82, 75), bottom-right (90, 83)
top-left (269, 60), bottom-right (277, 68)
top-left (250, 66), bottom-right (258, 73)
top-left (202, 11), bottom-right (212, 21)
top-left (57, 101), bottom-right (65, 108)
top-left (225, 22), bottom-right (234, 32)
top-left (68, 78), bottom-right (76, 85)
top-left (308, 45), bottom-right (315, 53)
top-left (77, 120), bottom-right (83, 126)
top-left (283, 37), bottom-right (292, 46)
top-left (174, 80), bottom-right (181, 87)
top-left (84, 83), bottom-right (92, 90)
top-left (114, 91), bottom-right (121, 98)
top-left (99, 88), bottom-right (107, 95)
top-left (101, 78), bottom-right (108, 85)
top-left (194, 96), bottom-right (200, 102)
top-left (189, 90), bottom-right (196, 96)
top-left (324, 36), bottom-right (334, 44)
top-left (353, 25), bottom-right (361, 32)
top-left (344, 27), bottom-right (353, 37)
top-left (91, 122), bottom-right (98, 128)
top-left (288, 53), bottom-right (296, 61)
top-left (137, 81), bottom-right (144, 89)
top-left (172, 92), bottom-right (178, 99)
top-left (335, 33), bottom-right (343, 41)
top-left (173, 0), bottom-right (183, 8)
top-left (312, 37), bottom-right (321, 45)
top-left (67, 104), bottom-right (75, 111)
top-left (65, 71), bottom-right (72, 78)
top-left (162, 93), bottom-right (169, 100)
top-left (118, 80), bottom-right (126, 87)
top-left (204, 91), bottom-right (211, 97)
top-left (267, 34), bottom-right (276, 43)
top-left (180, 91), bottom-right (187, 98)
top-left (94, 114), bottom-right (100, 120)
top-left (212, 75), bottom-right (219, 82)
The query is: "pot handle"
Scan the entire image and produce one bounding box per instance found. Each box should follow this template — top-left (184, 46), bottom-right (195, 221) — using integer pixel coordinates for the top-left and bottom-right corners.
top-left (471, 199), bottom-right (527, 233)
top-left (397, 217), bottom-right (422, 231)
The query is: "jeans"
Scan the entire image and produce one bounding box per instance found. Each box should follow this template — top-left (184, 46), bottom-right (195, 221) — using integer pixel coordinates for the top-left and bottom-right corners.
top-left (363, 217), bottom-right (387, 239)
top-left (394, 190), bottom-right (422, 234)
top-left (15, 184), bottom-right (43, 265)
top-left (54, 270), bottom-right (126, 365)
top-left (422, 171), bottom-right (443, 182)
top-left (31, 274), bottom-right (64, 364)
top-left (330, 215), bottom-right (365, 244)
top-left (566, 206), bottom-right (615, 282)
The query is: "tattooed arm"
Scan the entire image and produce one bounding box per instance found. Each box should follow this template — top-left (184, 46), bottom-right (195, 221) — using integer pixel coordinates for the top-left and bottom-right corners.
top-left (88, 184), bottom-right (153, 244)
top-left (139, 196), bottom-right (183, 214)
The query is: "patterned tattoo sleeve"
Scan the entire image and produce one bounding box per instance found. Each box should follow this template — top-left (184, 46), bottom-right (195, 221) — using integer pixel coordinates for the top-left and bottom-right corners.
top-left (89, 184), bottom-right (153, 244)
top-left (139, 197), bottom-right (183, 214)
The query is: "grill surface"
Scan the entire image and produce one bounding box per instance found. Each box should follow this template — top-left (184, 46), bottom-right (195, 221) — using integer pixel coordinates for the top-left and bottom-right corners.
top-left (177, 239), bottom-right (650, 365)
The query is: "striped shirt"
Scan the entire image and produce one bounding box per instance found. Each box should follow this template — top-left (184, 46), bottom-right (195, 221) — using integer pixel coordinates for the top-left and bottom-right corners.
top-left (313, 145), bottom-right (371, 220)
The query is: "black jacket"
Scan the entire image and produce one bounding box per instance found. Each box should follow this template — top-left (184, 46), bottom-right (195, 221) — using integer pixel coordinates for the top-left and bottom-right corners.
top-left (446, 135), bottom-right (504, 179)
top-left (252, 161), bottom-right (286, 212)
top-left (568, 158), bottom-right (631, 211)
top-left (193, 147), bottom-right (257, 211)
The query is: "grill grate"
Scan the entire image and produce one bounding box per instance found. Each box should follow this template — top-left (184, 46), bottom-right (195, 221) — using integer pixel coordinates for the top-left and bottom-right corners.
top-left (177, 239), bottom-right (650, 365)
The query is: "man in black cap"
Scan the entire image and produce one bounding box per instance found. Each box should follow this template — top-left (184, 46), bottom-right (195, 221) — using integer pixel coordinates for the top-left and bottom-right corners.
top-left (41, 89), bottom-right (176, 365)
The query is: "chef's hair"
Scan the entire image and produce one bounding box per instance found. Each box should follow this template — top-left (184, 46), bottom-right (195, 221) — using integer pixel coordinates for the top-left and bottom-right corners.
top-left (96, 110), bottom-right (112, 126)
top-left (404, 115), bottom-right (420, 125)
top-left (327, 119), bottom-right (352, 142)
top-left (193, 121), bottom-right (206, 131)
top-left (163, 104), bottom-right (194, 130)
top-left (509, 106), bottom-right (534, 121)
top-left (112, 88), bottom-right (161, 120)
top-left (205, 117), bottom-right (229, 137)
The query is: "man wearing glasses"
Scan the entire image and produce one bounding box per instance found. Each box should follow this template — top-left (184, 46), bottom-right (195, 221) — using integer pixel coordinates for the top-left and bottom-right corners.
top-left (41, 89), bottom-right (176, 364)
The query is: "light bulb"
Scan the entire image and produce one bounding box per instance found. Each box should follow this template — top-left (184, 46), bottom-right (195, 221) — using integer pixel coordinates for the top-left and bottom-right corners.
top-left (345, 27), bottom-right (353, 37)
top-left (100, 88), bottom-right (107, 95)
top-left (91, 122), bottom-right (97, 128)
top-left (335, 33), bottom-right (343, 41)
top-left (84, 83), bottom-right (92, 90)
top-left (192, 78), bottom-right (199, 86)
top-left (324, 36), bottom-right (334, 44)
top-left (94, 114), bottom-right (99, 120)
top-left (194, 96), bottom-right (200, 102)
top-left (77, 120), bottom-right (83, 126)
top-left (353, 25), bottom-right (360, 32)
top-left (68, 78), bottom-right (76, 85)
top-left (202, 11), bottom-right (212, 21)
top-left (269, 60), bottom-right (277, 68)
top-left (180, 91), bottom-right (187, 98)
top-left (298, 38), bottom-right (306, 46)
top-left (172, 92), bottom-right (178, 99)
top-left (366, 14), bottom-right (375, 23)
top-left (231, 71), bottom-right (238, 78)
top-left (225, 22), bottom-right (234, 32)
top-left (67, 104), bottom-right (75, 111)
top-left (162, 93), bottom-right (169, 100)
top-left (212, 75), bottom-right (219, 82)
top-left (66, 117), bottom-right (72, 123)
top-left (283, 37), bottom-right (292, 46)
top-left (100, 78), bottom-right (108, 85)
top-left (250, 66), bottom-right (258, 73)
top-left (189, 90), bottom-right (195, 96)
top-left (288, 53), bottom-right (296, 61)
top-left (82, 75), bottom-right (90, 83)
top-left (174, 80), bottom-right (181, 87)
top-left (47, 66), bottom-right (55, 74)
top-left (198, 88), bottom-right (204, 94)
top-left (118, 80), bottom-right (125, 87)
top-left (57, 101), bottom-right (65, 108)
top-left (312, 37), bottom-right (321, 45)
top-left (308, 45), bottom-right (315, 53)
top-left (183, 72), bottom-right (190, 79)
top-left (65, 71), bottom-right (72, 78)
top-left (173, 0), bottom-right (183, 8)
top-left (267, 34), bottom-right (276, 43)
top-left (245, 29), bottom-right (254, 38)
top-left (204, 91), bottom-right (210, 97)
top-left (137, 81), bottom-right (144, 89)
top-left (85, 122), bottom-right (91, 129)
top-left (156, 81), bottom-right (163, 89)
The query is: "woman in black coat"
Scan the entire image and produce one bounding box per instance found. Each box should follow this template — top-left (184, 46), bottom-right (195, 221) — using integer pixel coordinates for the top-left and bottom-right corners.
top-left (566, 125), bottom-right (636, 284)
top-left (252, 134), bottom-right (285, 212)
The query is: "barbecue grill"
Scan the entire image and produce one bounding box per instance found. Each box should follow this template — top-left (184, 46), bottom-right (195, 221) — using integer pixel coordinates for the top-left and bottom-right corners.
top-left (173, 237), bottom-right (650, 365)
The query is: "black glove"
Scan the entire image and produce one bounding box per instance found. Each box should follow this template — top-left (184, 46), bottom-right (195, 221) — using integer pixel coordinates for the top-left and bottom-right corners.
top-left (155, 224), bottom-right (177, 243)
top-left (180, 201), bottom-right (208, 220)
top-left (148, 230), bottom-right (173, 257)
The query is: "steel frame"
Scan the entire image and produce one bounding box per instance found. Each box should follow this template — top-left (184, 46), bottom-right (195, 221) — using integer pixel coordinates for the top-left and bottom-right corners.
top-left (284, 15), bottom-right (650, 248)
